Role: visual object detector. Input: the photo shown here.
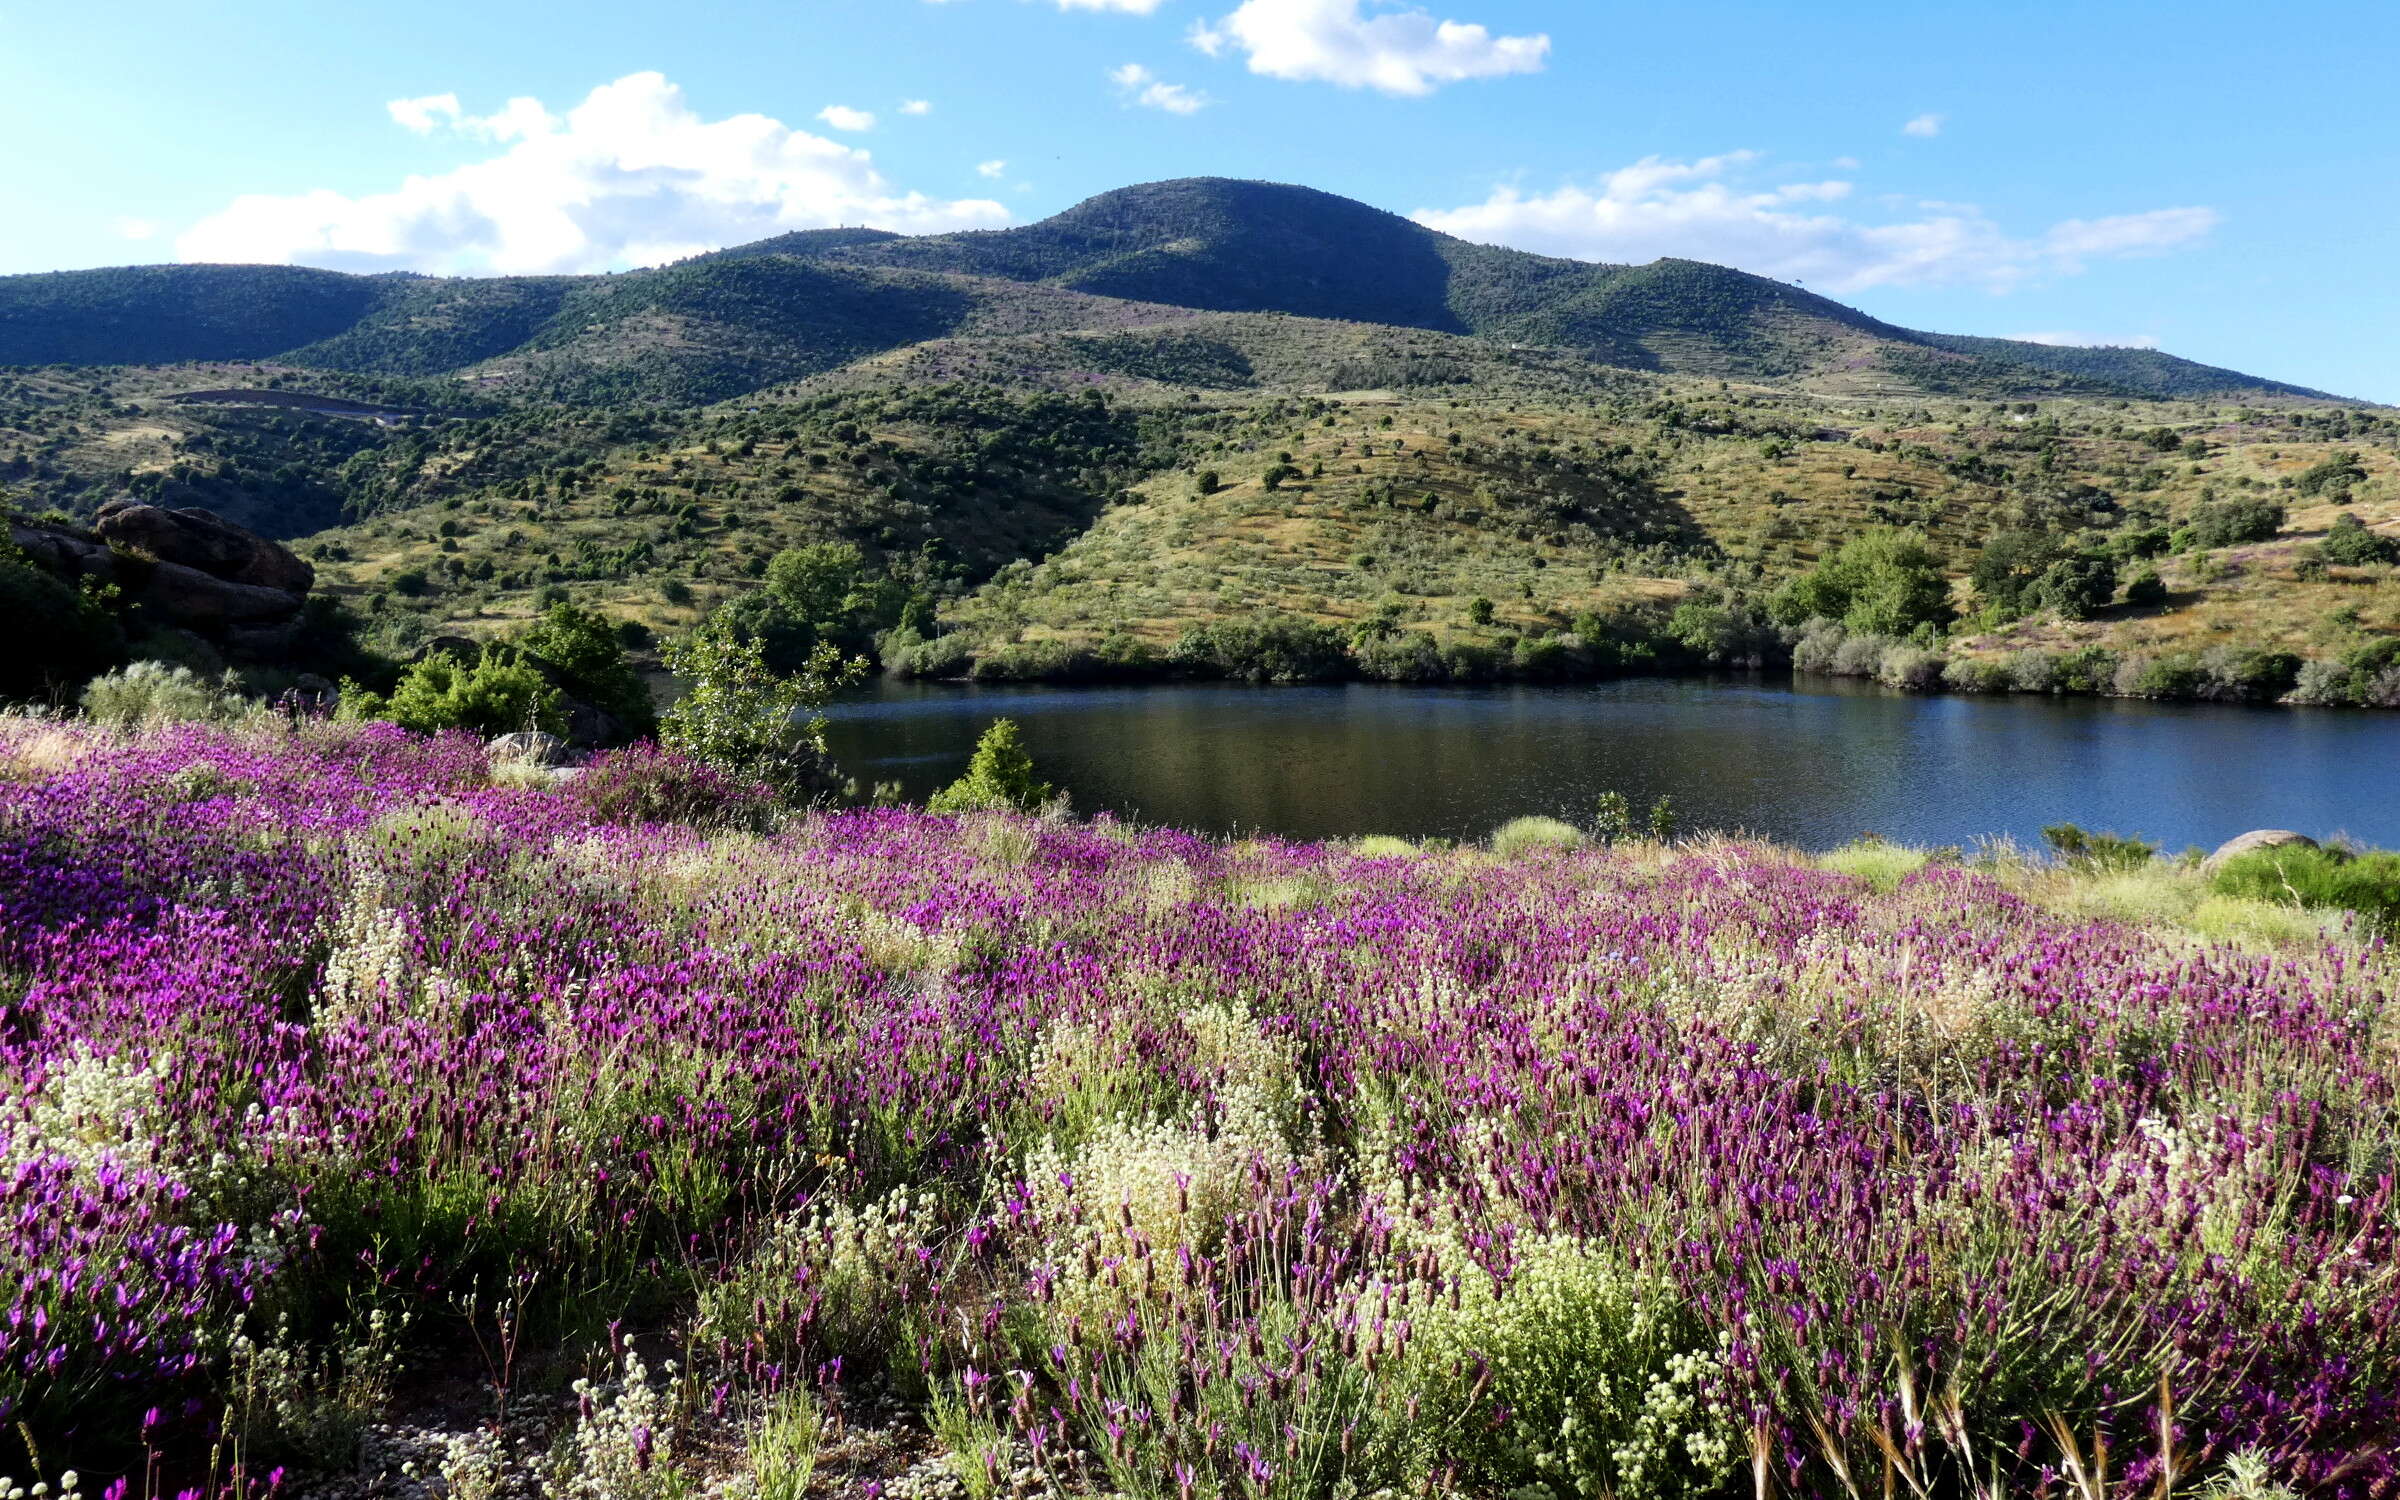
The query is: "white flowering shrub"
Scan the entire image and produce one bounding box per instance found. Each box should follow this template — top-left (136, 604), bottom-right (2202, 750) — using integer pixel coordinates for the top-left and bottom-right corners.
top-left (1387, 1234), bottom-right (1735, 1499)
top-left (225, 1306), bottom-right (409, 1470)
top-left (553, 1347), bottom-right (685, 1500)
top-left (437, 1427), bottom-right (510, 1500)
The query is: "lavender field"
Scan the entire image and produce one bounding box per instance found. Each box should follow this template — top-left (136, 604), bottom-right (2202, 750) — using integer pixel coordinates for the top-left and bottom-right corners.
top-left (1, 715), bottom-right (2394, 1500)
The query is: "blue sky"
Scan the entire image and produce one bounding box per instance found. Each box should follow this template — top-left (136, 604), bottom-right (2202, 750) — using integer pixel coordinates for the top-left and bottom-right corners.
top-left (3, 0), bottom-right (2392, 399)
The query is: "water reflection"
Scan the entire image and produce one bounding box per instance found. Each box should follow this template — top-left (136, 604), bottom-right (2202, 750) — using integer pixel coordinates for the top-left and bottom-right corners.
top-left (816, 677), bottom-right (2400, 850)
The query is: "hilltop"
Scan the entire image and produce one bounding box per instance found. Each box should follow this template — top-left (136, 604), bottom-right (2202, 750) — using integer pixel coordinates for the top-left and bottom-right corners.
top-left (0, 179), bottom-right (2342, 405)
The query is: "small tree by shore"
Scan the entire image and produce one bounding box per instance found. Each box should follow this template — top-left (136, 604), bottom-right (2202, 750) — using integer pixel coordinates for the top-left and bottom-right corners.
top-left (928, 719), bottom-right (1057, 814)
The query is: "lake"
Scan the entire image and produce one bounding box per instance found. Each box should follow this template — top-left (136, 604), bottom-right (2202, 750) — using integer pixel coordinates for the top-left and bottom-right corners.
top-left (817, 676), bottom-right (2400, 851)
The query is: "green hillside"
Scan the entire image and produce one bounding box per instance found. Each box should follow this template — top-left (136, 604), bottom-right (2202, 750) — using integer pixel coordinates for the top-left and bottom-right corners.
top-left (0, 178), bottom-right (2341, 404)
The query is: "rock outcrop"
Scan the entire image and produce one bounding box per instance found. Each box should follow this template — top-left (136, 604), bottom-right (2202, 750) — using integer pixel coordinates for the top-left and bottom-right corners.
top-left (2201, 829), bottom-right (2319, 874)
top-left (7, 502), bottom-right (315, 659)
top-left (95, 500), bottom-right (315, 594)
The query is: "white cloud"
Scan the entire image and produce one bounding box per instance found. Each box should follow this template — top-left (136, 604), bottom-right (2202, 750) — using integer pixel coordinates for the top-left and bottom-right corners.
top-left (1189, 0), bottom-right (1548, 95)
top-left (1110, 62), bottom-right (1212, 113)
top-left (1902, 112), bottom-right (1944, 138)
top-left (817, 104), bottom-right (876, 132)
top-left (1058, 0), bottom-right (1173, 9)
top-left (179, 72), bottom-right (1008, 275)
top-left (114, 217), bottom-right (158, 241)
top-left (1412, 153), bottom-right (2221, 294)
top-left (2010, 331), bottom-right (2165, 349)
top-left (388, 93), bottom-right (462, 134)
top-left (977, 158), bottom-right (1009, 179)
top-left (899, 98), bottom-right (933, 115)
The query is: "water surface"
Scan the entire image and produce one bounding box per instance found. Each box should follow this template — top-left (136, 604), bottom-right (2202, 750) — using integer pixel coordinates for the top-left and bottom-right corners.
top-left (818, 676), bottom-right (2400, 850)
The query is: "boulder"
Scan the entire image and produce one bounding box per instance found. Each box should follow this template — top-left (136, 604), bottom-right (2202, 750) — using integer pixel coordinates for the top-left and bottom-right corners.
top-left (94, 500), bottom-right (314, 594)
top-left (7, 518), bottom-right (118, 583)
top-left (488, 731), bottom-right (571, 767)
top-left (2201, 829), bottom-right (2318, 874)
top-left (133, 559), bottom-right (306, 627)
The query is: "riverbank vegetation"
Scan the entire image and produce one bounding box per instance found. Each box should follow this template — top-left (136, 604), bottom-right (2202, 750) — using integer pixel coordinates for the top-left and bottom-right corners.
top-left (1, 709), bottom-right (2395, 1498)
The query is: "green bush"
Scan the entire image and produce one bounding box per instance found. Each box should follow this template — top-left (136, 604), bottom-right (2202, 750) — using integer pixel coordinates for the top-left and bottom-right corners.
top-left (2320, 513), bottom-right (2397, 567)
top-left (519, 602), bottom-right (656, 741)
top-left (1768, 528), bottom-right (1954, 638)
top-left (1490, 815), bottom-right (1586, 857)
top-left (2121, 566), bottom-right (2168, 608)
top-left (1170, 613), bottom-right (1349, 683)
top-left (357, 649), bottom-right (566, 737)
top-left (2043, 822), bottom-right (2157, 872)
top-left (0, 554), bottom-right (123, 700)
top-left (927, 719), bottom-right (1056, 814)
top-left (2211, 844), bottom-right (2400, 936)
top-left (2174, 499), bottom-right (2285, 550)
top-left (82, 662), bottom-right (253, 732)
top-left (2197, 647), bottom-right (2301, 703)
top-left (660, 625), bottom-right (863, 805)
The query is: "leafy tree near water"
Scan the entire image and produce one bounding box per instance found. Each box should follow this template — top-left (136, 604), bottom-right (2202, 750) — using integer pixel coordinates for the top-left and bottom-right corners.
top-left (1769, 528), bottom-right (1955, 638)
top-left (520, 601), bottom-right (657, 739)
top-left (661, 624), bottom-right (866, 806)
top-left (928, 719), bottom-right (1057, 814)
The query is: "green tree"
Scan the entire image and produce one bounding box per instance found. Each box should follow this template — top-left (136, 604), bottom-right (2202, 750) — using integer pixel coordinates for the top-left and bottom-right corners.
top-left (1968, 529), bottom-right (2062, 617)
top-left (765, 541), bottom-right (865, 625)
top-left (519, 602), bottom-right (655, 741)
top-left (1769, 529), bottom-right (1955, 637)
top-left (1466, 595), bottom-right (1496, 626)
top-left (660, 624), bottom-right (865, 805)
top-left (2121, 566), bottom-right (2168, 608)
top-left (1592, 791), bottom-right (1631, 843)
top-left (2321, 512), bottom-right (2398, 567)
top-left (927, 719), bottom-right (1057, 814)
top-left (374, 649), bottom-right (566, 737)
top-left (2025, 556), bottom-right (2118, 621)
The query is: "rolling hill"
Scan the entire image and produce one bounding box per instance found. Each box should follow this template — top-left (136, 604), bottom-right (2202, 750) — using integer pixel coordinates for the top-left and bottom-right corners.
top-left (0, 178), bottom-right (2343, 404)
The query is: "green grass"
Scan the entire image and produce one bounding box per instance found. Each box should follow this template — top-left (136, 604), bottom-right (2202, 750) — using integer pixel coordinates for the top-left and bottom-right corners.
top-left (1490, 815), bottom-right (1587, 857)
top-left (2211, 845), bottom-right (2400, 934)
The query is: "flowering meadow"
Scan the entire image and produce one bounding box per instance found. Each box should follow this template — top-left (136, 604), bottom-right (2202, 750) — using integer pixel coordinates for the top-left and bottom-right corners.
top-left (0, 714), bottom-right (2395, 1499)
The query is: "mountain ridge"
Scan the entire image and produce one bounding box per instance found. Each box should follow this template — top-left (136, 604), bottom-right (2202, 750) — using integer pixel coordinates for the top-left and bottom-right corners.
top-left (0, 177), bottom-right (2346, 404)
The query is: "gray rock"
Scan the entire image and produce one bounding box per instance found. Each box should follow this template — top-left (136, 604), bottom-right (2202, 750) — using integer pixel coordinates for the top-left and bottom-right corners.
top-left (94, 500), bottom-right (314, 593)
top-left (2201, 829), bottom-right (2318, 874)
top-left (488, 731), bottom-right (570, 767)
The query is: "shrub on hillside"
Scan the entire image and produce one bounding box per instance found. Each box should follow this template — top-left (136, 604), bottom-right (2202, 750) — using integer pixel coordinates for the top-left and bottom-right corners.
top-left (1943, 656), bottom-right (2011, 694)
top-left (2320, 513), bottom-right (2398, 567)
top-left (2025, 555), bottom-right (2118, 620)
top-left (519, 602), bottom-right (656, 741)
top-left (2286, 638), bottom-right (2400, 708)
top-left (0, 552), bottom-right (123, 701)
top-left (2121, 565), bottom-right (2168, 608)
top-left (1169, 614), bottom-right (1349, 683)
top-left (2174, 498), bottom-right (2285, 551)
top-left (1768, 528), bottom-right (1954, 638)
top-left (660, 626), bottom-right (863, 805)
top-left (2112, 652), bottom-right (2205, 700)
top-left (2195, 647), bottom-right (2302, 703)
top-left (1877, 644), bottom-right (1948, 692)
